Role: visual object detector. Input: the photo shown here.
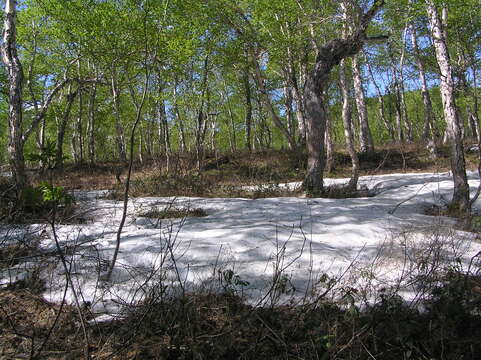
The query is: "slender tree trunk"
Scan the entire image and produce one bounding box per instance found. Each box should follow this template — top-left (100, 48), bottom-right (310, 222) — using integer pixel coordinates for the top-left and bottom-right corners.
top-left (471, 65), bottom-right (479, 137)
top-left (162, 106), bottom-right (171, 170)
top-left (390, 60), bottom-right (405, 143)
top-left (138, 128), bottom-right (144, 164)
top-left (340, 59), bottom-right (360, 190)
top-left (410, 23), bottom-right (436, 143)
top-left (195, 56), bottom-right (210, 172)
top-left (1, 0), bottom-right (26, 192)
top-left (145, 112), bottom-right (152, 159)
top-left (156, 72), bottom-right (171, 168)
top-left (325, 91), bottom-right (334, 174)
top-left (75, 58), bottom-right (84, 164)
top-left (252, 49), bottom-right (297, 150)
top-left (283, 80), bottom-right (296, 142)
top-left (365, 54), bottom-right (394, 140)
top-left (222, 81), bottom-right (237, 152)
top-left (297, 53), bottom-right (309, 145)
top-left (56, 84), bottom-right (77, 168)
top-left (243, 52), bottom-right (253, 152)
top-left (426, 0), bottom-right (470, 215)
top-left (87, 81), bottom-right (97, 166)
top-left (285, 48), bottom-right (307, 147)
top-left (173, 81), bottom-right (186, 153)
top-left (111, 68), bottom-right (127, 162)
top-left (352, 54), bottom-right (374, 154)
top-left (398, 25), bottom-right (413, 142)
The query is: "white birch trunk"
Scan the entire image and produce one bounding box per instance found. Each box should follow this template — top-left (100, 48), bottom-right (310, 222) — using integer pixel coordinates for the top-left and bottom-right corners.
top-left (352, 54), bottom-right (374, 154)
top-left (1, 0), bottom-right (26, 191)
top-left (426, 0), bottom-right (470, 215)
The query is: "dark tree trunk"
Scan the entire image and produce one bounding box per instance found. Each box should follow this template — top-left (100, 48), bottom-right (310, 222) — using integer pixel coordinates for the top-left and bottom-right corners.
top-left (243, 52), bottom-right (253, 152)
top-left (56, 85), bottom-right (78, 169)
top-left (302, 0), bottom-right (385, 195)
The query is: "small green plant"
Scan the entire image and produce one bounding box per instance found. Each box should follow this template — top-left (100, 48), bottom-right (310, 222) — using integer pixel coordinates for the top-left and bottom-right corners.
top-left (26, 139), bottom-right (61, 169)
top-left (18, 182), bottom-right (74, 215)
top-left (38, 182), bottom-right (74, 207)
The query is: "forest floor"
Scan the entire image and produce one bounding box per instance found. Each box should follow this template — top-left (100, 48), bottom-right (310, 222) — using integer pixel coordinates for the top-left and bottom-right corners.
top-left (1, 143), bottom-right (481, 359)
top-left (34, 142), bottom-right (479, 196)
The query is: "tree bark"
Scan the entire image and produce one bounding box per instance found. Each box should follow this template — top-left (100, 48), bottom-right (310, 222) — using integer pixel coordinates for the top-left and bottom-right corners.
top-left (1, 0), bottom-right (26, 192)
top-left (426, 0), bottom-right (470, 215)
top-left (303, 0), bottom-right (385, 194)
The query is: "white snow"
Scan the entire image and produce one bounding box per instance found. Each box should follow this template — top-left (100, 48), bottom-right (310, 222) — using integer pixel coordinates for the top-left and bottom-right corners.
top-left (1, 171), bottom-right (481, 318)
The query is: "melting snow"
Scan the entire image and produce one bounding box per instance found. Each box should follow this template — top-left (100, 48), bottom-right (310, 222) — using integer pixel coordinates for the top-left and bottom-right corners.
top-left (1, 171), bottom-right (481, 317)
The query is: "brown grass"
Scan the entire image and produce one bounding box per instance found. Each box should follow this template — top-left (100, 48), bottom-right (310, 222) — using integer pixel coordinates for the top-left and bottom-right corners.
top-left (22, 143), bottom-right (480, 198)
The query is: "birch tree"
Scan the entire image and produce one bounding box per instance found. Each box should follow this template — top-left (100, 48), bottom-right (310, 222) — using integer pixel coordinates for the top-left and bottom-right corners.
top-left (1, 0), bottom-right (25, 192)
top-left (426, 0), bottom-right (470, 215)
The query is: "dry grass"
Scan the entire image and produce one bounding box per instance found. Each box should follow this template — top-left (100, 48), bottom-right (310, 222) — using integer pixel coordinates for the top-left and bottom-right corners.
top-left (19, 143), bottom-right (470, 202)
top-left (138, 207), bottom-right (207, 219)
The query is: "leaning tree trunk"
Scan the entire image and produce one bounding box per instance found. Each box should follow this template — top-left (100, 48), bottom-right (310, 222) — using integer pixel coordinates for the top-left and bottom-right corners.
top-left (426, 0), bottom-right (470, 216)
top-left (1, 0), bottom-right (26, 193)
top-left (55, 85), bottom-right (77, 169)
top-left (340, 59), bottom-right (360, 191)
top-left (398, 25), bottom-right (413, 142)
top-left (303, 0), bottom-right (385, 195)
top-left (252, 49), bottom-right (297, 150)
top-left (352, 53), bottom-right (374, 154)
